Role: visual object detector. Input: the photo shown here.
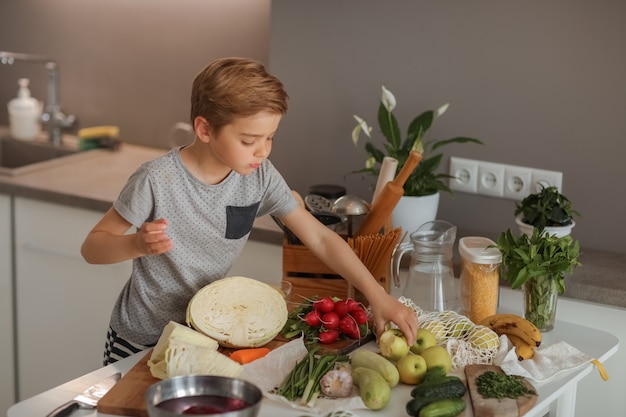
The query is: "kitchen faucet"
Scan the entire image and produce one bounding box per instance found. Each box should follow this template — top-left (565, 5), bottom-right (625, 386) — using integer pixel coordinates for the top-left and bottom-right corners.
top-left (0, 51), bottom-right (77, 146)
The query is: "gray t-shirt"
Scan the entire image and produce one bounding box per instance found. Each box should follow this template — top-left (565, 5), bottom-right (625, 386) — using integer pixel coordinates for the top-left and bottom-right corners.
top-left (109, 147), bottom-right (298, 345)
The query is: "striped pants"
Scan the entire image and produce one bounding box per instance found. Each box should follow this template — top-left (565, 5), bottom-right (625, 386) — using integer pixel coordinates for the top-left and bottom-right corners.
top-left (103, 327), bottom-right (154, 366)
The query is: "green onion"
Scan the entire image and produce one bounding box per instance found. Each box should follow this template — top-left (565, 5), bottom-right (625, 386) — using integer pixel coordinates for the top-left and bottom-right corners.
top-left (275, 346), bottom-right (349, 407)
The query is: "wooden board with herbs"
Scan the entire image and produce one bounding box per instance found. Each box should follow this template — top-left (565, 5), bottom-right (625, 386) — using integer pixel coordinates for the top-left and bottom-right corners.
top-left (464, 364), bottom-right (537, 417)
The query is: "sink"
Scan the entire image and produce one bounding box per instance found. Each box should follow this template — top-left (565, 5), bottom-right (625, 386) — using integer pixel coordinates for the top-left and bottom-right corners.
top-left (0, 135), bottom-right (86, 176)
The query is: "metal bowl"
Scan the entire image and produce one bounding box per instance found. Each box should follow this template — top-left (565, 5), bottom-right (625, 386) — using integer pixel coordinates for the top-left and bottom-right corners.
top-left (145, 375), bottom-right (262, 417)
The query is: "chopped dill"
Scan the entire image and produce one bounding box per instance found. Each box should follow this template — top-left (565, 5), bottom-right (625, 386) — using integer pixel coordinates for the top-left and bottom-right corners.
top-left (476, 371), bottom-right (537, 399)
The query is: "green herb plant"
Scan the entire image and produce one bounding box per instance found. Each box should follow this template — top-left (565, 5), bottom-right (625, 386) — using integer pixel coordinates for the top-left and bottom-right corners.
top-left (495, 228), bottom-right (581, 292)
top-left (494, 228), bottom-right (581, 329)
top-left (351, 85), bottom-right (483, 197)
top-left (515, 185), bottom-right (580, 230)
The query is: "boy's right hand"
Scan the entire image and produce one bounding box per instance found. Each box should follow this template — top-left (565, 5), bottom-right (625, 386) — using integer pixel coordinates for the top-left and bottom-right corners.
top-left (136, 218), bottom-right (173, 255)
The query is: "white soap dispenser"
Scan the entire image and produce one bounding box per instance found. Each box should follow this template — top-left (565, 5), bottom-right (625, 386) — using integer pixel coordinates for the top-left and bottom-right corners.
top-left (7, 78), bottom-right (42, 141)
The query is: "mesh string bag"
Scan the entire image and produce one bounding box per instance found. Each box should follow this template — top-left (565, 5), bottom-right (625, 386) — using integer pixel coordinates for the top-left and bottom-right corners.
top-left (399, 296), bottom-right (500, 371)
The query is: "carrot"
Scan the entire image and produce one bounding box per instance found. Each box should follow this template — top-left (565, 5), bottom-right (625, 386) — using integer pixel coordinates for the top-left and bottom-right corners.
top-left (230, 347), bottom-right (271, 364)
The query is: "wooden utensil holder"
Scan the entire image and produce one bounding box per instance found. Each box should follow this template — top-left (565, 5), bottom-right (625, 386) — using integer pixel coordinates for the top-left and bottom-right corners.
top-left (281, 235), bottom-right (391, 305)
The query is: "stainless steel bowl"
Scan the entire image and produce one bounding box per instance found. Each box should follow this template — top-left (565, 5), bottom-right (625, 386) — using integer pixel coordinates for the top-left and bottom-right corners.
top-left (145, 375), bottom-right (262, 417)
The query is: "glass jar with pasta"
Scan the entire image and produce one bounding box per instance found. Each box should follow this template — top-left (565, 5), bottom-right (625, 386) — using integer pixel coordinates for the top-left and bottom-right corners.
top-left (459, 237), bottom-right (502, 324)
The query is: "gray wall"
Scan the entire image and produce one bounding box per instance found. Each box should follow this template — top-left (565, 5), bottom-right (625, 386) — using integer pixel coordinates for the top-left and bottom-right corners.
top-left (269, 0), bottom-right (626, 254)
top-left (0, 0), bottom-right (624, 254)
top-left (0, 0), bottom-right (271, 148)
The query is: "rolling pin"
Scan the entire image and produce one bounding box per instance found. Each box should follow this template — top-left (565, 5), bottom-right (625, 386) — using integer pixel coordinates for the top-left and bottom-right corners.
top-left (356, 150), bottom-right (423, 236)
top-left (372, 157), bottom-right (398, 232)
top-left (371, 157), bottom-right (398, 205)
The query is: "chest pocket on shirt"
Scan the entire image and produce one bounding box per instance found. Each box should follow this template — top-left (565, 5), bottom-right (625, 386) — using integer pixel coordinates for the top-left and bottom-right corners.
top-left (225, 202), bottom-right (261, 239)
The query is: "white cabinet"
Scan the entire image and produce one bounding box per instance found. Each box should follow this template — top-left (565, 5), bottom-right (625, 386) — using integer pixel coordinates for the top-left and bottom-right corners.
top-left (0, 194), bottom-right (15, 415)
top-left (14, 197), bottom-right (131, 400)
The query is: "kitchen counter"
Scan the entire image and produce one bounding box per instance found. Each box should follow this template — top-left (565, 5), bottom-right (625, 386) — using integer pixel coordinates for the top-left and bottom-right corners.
top-left (7, 294), bottom-right (620, 417)
top-left (1, 130), bottom-right (625, 310)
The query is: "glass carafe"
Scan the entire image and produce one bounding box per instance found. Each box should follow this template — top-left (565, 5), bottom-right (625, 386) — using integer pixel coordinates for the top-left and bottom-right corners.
top-left (391, 220), bottom-right (459, 312)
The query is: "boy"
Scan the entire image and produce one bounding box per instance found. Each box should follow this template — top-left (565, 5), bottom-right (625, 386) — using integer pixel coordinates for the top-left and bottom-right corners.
top-left (81, 57), bottom-right (418, 365)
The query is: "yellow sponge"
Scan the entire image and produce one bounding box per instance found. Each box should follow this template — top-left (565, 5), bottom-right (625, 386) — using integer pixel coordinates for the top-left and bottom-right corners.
top-left (78, 125), bottom-right (120, 139)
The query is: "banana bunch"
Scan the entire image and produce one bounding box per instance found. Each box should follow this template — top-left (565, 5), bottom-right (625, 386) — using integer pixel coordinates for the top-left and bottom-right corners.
top-left (478, 314), bottom-right (542, 360)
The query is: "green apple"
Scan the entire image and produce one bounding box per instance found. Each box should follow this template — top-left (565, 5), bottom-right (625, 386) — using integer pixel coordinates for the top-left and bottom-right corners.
top-left (420, 320), bottom-right (446, 339)
top-left (410, 328), bottom-right (438, 355)
top-left (379, 329), bottom-right (410, 361)
top-left (447, 319), bottom-right (473, 338)
top-left (396, 353), bottom-right (428, 385)
top-left (419, 345), bottom-right (452, 373)
top-left (467, 326), bottom-right (500, 350)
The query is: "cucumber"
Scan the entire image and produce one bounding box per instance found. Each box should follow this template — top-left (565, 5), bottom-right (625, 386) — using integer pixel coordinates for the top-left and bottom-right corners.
top-left (350, 349), bottom-right (400, 387)
top-left (410, 376), bottom-right (462, 398)
top-left (418, 398), bottom-right (466, 417)
top-left (421, 366), bottom-right (448, 384)
top-left (351, 366), bottom-right (391, 410)
top-left (410, 378), bottom-right (466, 399)
top-left (406, 395), bottom-right (451, 417)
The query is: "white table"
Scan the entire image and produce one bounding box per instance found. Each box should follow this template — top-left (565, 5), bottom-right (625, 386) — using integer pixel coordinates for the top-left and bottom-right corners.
top-left (8, 318), bottom-right (617, 417)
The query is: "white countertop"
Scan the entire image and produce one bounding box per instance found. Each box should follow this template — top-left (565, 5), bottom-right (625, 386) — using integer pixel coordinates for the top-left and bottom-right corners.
top-left (8, 289), bottom-right (618, 417)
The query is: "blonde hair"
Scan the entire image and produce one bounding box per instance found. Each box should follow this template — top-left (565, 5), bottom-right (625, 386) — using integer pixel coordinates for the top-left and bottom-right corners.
top-left (190, 57), bottom-right (289, 131)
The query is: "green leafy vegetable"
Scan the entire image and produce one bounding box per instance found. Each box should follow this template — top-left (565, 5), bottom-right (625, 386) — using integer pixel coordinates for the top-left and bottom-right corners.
top-left (515, 185), bottom-right (580, 229)
top-left (493, 228), bottom-right (581, 292)
top-left (476, 371), bottom-right (536, 399)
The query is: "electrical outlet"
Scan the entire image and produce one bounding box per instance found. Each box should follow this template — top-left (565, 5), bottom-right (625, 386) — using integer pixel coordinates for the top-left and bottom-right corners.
top-left (449, 157), bottom-right (478, 193)
top-left (449, 156), bottom-right (564, 199)
top-left (504, 166), bottom-right (532, 200)
top-left (531, 169), bottom-right (563, 193)
top-left (477, 161), bottom-right (505, 197)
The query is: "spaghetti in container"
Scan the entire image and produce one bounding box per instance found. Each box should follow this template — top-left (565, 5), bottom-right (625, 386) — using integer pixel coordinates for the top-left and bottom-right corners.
top-left (459, 237), bottom-right (502, 324)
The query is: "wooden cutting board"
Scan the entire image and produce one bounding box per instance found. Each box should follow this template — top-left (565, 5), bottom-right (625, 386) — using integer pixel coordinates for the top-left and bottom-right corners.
top-left (97, 333), bottom-right (373, 417)
top-left (464, 364), bottom-right (537, 417)
top-left (97, 351), bottom-right (156, 417)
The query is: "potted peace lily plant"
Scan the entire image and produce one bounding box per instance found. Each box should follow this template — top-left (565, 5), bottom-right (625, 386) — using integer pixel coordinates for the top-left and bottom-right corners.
top-left (494, 227), bottom-right (582, 332)
top-left (514, 185), bottom-right (580, 238)
top-left (351, 85), bottom-right (483, 235)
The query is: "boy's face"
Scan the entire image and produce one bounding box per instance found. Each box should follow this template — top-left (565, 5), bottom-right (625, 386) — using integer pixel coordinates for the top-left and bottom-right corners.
top-left (207, 111), bottom-right (282, 176)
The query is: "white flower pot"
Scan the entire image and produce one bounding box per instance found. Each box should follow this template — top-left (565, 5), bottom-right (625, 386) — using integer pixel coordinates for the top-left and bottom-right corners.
top-left (515, 214), bottom-right (575, 238)
top-left (391, 192), bottom-right (440, 240)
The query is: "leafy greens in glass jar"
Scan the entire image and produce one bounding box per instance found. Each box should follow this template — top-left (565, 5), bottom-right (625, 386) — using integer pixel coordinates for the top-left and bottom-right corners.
top-left (494, 228), bottom-right (582, 330)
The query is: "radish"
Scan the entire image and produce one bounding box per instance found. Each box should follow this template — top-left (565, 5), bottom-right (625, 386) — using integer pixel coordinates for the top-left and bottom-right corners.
top-left (347, 298), bottom-right (361, 311)
top-left (339, 315), bottom-right (361, 339)
top-left (313, 297), bottom-right (335, 313)
top-left (318, 329), bottom-right (340, 344)
top-left (349, 307), bottom-right (368, 325)
top-left (303, 310), bottom-right (322, 327)
top-left (321, 311), bottom-right (340, 330)
top-left (333, 299), bottom-right (351, 317)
